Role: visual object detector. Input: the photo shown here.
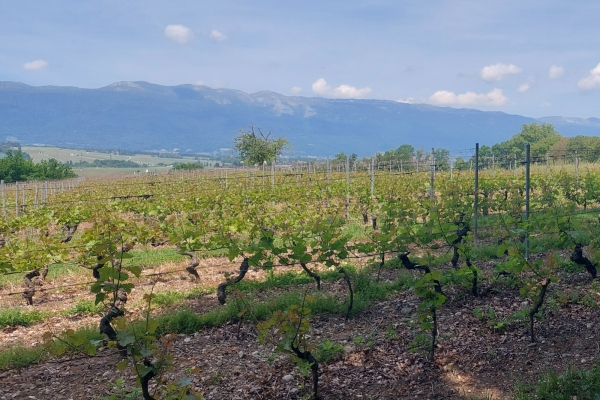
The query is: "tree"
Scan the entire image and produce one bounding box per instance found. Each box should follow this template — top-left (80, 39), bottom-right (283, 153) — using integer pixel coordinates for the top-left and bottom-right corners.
top-left (233, 126), bottom-right (290, 166)
top-left (566, 136), bottom-right (600, 162)
top-left (492, 123), bottom-right (562, 160)
top-left (433, 148), bottom-right (450, 171)
top-left (0, 150), bottom-right (76, 182)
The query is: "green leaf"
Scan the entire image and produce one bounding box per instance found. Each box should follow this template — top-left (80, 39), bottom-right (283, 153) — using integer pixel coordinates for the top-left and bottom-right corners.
top-left (177, 377), bottom-right (193, 387)
top-left (227, 245), bottom-right (239, 261)
top-left (117, 359), bottom-right (129, 371)
top-left (116, 331), bottom-right (135, 347)
top-left (124, 264), bottom-right (142, 278)
top-left (147, 319), bottom-right (160, 334)
top-left (94, 293), bottom-right (106, 305)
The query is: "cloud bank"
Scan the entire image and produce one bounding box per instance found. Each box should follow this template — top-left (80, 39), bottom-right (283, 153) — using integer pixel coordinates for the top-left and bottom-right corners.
top-left (23, 60), bottom-right (47, 70)
top-left (578, 62), bottom-right (600, 90)
top-left (481, 63), bottom-right (522, 81)
top-left (429, 88), bottom-right (507, 106)
top-left (312, 78), bottom-right (371, 98)
top-left (164, 25), bottom-right (193, 43)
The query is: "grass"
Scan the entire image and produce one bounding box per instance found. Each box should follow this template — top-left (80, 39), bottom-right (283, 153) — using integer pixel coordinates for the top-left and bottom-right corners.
top-left (64, 300), bottom-right (104, 316)
top-left (152, 287), bottom-right (208, 307)
top-left (0, 325), bottom-right (103, 370)
top-left (514, 360), bottom-right (600, 400)
top-left (0, 261), bottom-right (416, 369)
top-left (0, 263), bottom-right (81, 287)
top-left (0, 308), bottom-right (49, 328)
top-left (127, 248), bottom-right (187, 269)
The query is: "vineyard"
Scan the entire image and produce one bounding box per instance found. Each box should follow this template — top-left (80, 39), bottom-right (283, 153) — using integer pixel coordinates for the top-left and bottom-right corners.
top-left (2, 151), bottom-right (600, 399)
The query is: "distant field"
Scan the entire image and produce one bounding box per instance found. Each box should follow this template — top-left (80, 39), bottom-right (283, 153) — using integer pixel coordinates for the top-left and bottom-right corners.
top-left (21, 146), bottom-right (211, 166)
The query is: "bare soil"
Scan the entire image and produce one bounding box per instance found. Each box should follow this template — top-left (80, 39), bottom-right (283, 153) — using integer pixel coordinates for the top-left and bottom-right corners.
top-left (1, 255), bottom-right (600, 399)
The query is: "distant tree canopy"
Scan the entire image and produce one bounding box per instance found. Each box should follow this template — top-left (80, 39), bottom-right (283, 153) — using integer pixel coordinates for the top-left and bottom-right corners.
top-left (0, 151), bottom-right (76, 182)
top-left (233, 126), bottom-right (290, 166)
top-left (172, 162), bottom-right (204, 170)
top-left (333, 152), bottom-right (358, 165)
top-left (67, 159), bottom-right (144, 168)
top-left (565, 135), bottom-right (600, 162)
top-left (492, 123), bottom-right (562, 159)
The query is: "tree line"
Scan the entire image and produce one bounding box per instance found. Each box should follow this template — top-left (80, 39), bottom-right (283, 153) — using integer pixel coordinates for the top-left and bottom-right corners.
top-left (0, 150), bottom-right (76, 182)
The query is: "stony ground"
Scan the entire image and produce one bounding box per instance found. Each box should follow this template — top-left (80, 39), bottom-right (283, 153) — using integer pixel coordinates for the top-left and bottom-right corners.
top-left (1, 253), bottom-right (599, 399)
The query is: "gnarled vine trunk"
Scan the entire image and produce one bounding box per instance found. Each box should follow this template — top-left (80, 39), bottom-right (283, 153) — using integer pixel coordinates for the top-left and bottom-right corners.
top-left (217, 258), bottom-right (249, 305)
top-left (570, 244), bottom-right (597, 279)
top-left (183, 251), bottom-right (200, 279)
top-left (300, 262), bottom-right (321, 290)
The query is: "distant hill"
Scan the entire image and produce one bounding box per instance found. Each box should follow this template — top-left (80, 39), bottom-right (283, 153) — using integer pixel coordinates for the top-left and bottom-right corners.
top-left (1, 81), bottom-right (599, 156)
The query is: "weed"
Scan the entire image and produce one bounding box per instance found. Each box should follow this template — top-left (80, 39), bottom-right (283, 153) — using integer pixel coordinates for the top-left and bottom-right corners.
top-left (102, 378), bottom-right (143, 400)
top-left (315, 340), bottom-right (344, 363)
top-left (514, 360), bottom-right (600, 399)
top-left (0, 308), bottom-right (48, 328)
top-left (408, 333), bottom-right (431, 353)
top-left (582, 293), bottom-right (597, 308)
top-left (0, 345), bottom-right (44, 369)
top-left (66, 300), bottom-right (104, 316)
top-left (384, 325), bottom-right (398, 340)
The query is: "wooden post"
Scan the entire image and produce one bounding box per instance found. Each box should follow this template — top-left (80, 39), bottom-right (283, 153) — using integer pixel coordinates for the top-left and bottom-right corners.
top-left (345, 156), bottom-right (350, 219)
top-left (370, 158), bottom-right (374, 197)
top-left (15, 182), bottom-right (19, 217)
top-left (429, 148), bottom-right (435, 200)
top-left (1, 180), bottom-right (5, 219)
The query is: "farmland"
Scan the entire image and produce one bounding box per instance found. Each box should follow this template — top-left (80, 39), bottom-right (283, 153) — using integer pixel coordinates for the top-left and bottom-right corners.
top-left (1, 158), bottom-right (600, 399)
top-left (21, 146), bottom-right (214, 178)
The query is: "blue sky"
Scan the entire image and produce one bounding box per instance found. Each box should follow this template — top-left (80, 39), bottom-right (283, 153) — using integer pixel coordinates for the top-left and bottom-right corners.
top-left (1, 0), bottom-right (599, 118)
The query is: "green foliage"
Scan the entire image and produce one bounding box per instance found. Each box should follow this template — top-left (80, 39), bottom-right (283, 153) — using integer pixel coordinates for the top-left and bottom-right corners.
top-left (68, 159), bottom-right (145, 168)
top-left (233, 126), bottom-right (289, 166)
top-left (408, 333), bottom-right (431, 353)
top-left (0, 345), bottom-right (44, 369)
top-left (566, 135), bottom-right (600, 162)
top-left (492, 122), bottom-right (561, 159)
top-left (67, 300), bottom-right (104, 316)
top-left (315, 340), bottom-right (345, 363)
top-left (102, 378), bottom-right (144, 400)
top-left (333, 152), bottom-right (358, 166)
top-left (384, 325), bottom-right (399, 340)
top-left (514, 360), bottom-right (600, 400)
top-left (0, 150), bottom-right (76, 182)
top-left (257, 294), bottom-right (315, 370)
top-left (0, 308), bottom-right (48, 328)
top-left (172, 162), bottom-right (204, 171)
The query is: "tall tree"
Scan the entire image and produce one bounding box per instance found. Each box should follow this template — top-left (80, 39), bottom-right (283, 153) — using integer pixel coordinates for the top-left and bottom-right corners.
top-left (492, 123), bottom-right (562, 160)
top-left (233, 126), bottom-right (290, 166)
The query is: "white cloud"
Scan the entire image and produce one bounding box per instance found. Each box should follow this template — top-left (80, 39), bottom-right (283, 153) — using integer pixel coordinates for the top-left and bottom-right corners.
top-left (209, 30), bottom-right (227, 42)
top-left (290, 86), bottom-right (302, 94)
top-left (311, 78), bottom-right (371, 98)
top-left (164, 24), bottom-right (193, 43)
top-left (548, 65), bottom-right (564, 79)
top-left (480, 63), bottom-right (522, 81)
top-left (429, 88), bottom-right (507, 106)
top-left (578, 62), bottom-right (600, 90)
top-left (396, 98), bottom-right (416, 104)
top-left (23, 60), bottom-right (47, 70)
top-left (518, 83), bottom-right (530, 93)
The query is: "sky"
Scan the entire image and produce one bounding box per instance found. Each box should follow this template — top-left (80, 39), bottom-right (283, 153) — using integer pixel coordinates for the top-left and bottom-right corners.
top-left (1, 0), bottom-right (600, 118)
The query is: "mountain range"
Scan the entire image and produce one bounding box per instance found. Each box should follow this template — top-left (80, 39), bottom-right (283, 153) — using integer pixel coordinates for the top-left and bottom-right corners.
top-left (1, 81), bottom-right (599, 157)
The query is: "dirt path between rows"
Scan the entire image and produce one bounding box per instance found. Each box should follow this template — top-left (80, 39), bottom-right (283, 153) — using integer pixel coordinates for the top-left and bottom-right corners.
top-left (1, 257), bottom-right (600, 399)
